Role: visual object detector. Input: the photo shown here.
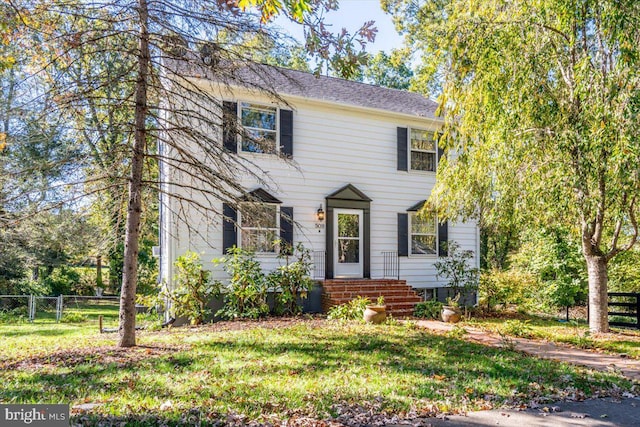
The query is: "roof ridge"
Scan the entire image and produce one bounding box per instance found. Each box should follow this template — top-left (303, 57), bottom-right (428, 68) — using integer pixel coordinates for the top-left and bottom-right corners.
top-left (261, 62), bottom-right (434, 100)
top-left (168, 57), bottom-right (439, 119)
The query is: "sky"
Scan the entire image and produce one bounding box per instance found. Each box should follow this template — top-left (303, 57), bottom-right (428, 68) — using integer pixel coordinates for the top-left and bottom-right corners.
top-left (272, 0), bottom-right (405, 54)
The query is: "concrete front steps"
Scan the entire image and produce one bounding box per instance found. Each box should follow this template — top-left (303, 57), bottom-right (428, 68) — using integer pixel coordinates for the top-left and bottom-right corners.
top-left (321, 279), bottom-right (421, 317)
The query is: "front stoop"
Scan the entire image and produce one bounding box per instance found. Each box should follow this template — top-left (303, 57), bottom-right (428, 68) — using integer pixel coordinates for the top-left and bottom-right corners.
top-left (321, 279), bottom-right (421, 317)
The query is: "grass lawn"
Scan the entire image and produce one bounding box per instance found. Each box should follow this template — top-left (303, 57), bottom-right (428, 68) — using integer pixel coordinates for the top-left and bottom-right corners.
top-left (62, 301), bottom-right (121, 323)
top-left (0, 308), bottom-right (155, 361)
top-left (465, 315), bottom-right (640, 358)
top-left (1, 318), bottom-right (637, 425)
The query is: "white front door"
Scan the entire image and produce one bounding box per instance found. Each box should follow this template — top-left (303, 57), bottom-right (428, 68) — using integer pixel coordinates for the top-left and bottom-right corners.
top-left (334, 208), bottom-right (363, 278)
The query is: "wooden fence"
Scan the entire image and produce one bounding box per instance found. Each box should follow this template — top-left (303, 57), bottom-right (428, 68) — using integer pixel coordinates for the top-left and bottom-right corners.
top-left (608, 292), bottom-right (640, 329)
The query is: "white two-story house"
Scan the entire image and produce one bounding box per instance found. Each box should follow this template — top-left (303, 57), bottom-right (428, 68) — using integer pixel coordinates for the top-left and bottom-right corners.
top-left (159, 61), bottom-right (479, 315)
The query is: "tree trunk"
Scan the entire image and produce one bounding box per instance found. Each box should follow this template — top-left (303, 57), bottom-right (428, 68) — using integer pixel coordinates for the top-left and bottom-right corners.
top-left (585, 255), bottom-right (609, 333)
top-left (118, 0), bottom-right (150, 348)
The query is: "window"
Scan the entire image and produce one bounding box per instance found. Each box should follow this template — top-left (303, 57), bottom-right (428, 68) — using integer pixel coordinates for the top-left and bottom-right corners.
top-left (415, 288), bottom-right (437, 301)
top-left (240, 103), bottom-right (277, 154)
top-left (410, 211), bottom-right (437, 255)
top-left (239, 203), bottom-right (279, 253)
top-left (410, 129), bottom-right (436, 172)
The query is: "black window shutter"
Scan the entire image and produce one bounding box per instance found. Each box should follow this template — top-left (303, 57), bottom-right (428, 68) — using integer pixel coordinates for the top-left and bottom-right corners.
top-left (438, 220), bottom-right (448, 257)
top-left (397, 213), bottom-right (408, 256)
top-left (280, 109), bottom-right (293, 157)
top-left (222, 101), bottom-right (238, 153)
top-left (222, 203), bottom-right (237, 253)
top-left (436, 142), bottom-right (447, 255)
top-left (397, 127), bottom-right (408, 171)
top-left (280, 206), bottom-right (294, 254)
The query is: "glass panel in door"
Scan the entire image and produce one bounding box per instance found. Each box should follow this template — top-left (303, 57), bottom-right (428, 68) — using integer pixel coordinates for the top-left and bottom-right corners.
top-left (334, 209), bottom-right (363, 278)
top-left (337, 213), bottom-right (360, 263)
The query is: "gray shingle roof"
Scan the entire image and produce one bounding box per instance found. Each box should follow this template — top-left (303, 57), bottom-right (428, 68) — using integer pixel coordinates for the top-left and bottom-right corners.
top-left (243, 65), bottom-right (439, 119)
top-left (170, 58), bottom-right (439, 119)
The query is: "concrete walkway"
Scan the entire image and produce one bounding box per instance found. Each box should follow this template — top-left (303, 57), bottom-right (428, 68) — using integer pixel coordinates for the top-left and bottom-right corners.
top-left (415, 320), bottom-right (640, 382)
top-left (407, 397), bottom-right (640, 427)
top-left (404, 321), bottom-right (640, 426)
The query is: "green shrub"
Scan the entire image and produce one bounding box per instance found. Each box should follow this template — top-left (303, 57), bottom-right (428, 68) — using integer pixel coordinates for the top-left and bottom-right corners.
top-left (9, 279), bottom-right (50, 296)
top-left (72, 268), bottom-right (98, 296)
top-left (267, 243), bottom-right (314, 315)
top-left (73, 267), bottom-right (105, 296)
top-left (510, 227), bottom-right (587, 312)
top-left (435, 241), bottom-right (479, 303)
top-left (41, 267), bottom-right (81, 296)
top-left (136, 285), bottom-right (166, 316)
top-left (137, 238), bottom-right (159, 295)
top-left (327, 296), bottom-right (370, 321)
top-left (166, 251), bottom-right (216, 325)
top-left (537, 278), bottom-right (586, 312)
top-left (478, 269), bottom-right (537, 311)
top-left (214, 247), bottom-right (269, 320)
top-left (136, 312), bottom-right (163, 331)
top-left (61, 312), bottom-right (88, 323)
top-left (609, 249), bottom-right (640, 293)
top-left (413, 300), bottom-right (443, 319)
top-left (0, 307), bottom-right (28, 324)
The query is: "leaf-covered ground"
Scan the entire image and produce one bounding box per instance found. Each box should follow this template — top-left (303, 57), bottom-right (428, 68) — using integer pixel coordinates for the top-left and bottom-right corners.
top-left (0, 318), bottom-right (637, 426)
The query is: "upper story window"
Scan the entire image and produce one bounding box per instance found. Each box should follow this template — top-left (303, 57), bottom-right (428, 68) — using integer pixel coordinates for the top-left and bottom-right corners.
top-left (239, 202), bottom-right (279, 253)
top-left (410, 211), bottom-right (437, 255)
top-left (410, 129), bottom-right (437, 172)
top-left (241, 103), bottom-right (277, 154)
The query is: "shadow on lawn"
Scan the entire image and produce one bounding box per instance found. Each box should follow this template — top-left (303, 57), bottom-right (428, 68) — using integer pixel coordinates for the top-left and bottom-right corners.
top-left (0, 324), bottom-right (631, 426)
top-left (196, 327), bottom-right (597, 389)
top-left (1, 328), bottom-right (73, 338)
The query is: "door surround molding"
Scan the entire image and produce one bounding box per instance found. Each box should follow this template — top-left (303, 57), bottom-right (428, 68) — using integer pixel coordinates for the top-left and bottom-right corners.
top-left (325, 184), bottom-right (371, 279)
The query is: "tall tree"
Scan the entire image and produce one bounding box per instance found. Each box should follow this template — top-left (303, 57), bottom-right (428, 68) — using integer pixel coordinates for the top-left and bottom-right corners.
top-left (61, 14), bottom-right (134, 291)
top-left (385, 0), bottom-right (640, 332)
top-left (362, 49), bottom-right (414, 90)
top-left (235, 31), bottom-right (311, 72)
top-left (10, 0), bottom-right (375, 347)
top-left (1, 7), bottom-right (91, 287)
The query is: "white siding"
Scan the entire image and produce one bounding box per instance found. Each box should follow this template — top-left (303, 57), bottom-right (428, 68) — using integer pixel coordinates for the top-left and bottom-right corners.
top-left (161, 87), bottom-right (478, 289)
